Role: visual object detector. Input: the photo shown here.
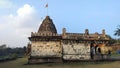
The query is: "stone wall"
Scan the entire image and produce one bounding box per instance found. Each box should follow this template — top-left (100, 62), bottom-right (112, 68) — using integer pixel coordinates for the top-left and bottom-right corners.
top-left (62, 43), bottom-right (91, 60)
top-left (31, 41), bottom-right (62, 57)
top-left (31, 41), bottom-right (91, 60)
top-left (110, 44), bottom-right (120, 51)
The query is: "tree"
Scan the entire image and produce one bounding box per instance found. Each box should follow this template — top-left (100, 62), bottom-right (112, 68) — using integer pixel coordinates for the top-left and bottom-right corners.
top-left (106, 35), bottom-right (116, 44)
top-left (114, 25), bottom-right (120, 37)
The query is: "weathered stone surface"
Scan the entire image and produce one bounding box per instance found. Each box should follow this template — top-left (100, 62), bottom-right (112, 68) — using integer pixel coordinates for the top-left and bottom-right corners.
top-left (38, 16), bottom-right (57, 34)
top-left (31, 41), bottom-right (62, 57)
top-left (28, 16), bottom-right (110, 63)
top-left (63, 55), bottom-right (90, 60)
top-left (62, 43), bottom-right (91, 60)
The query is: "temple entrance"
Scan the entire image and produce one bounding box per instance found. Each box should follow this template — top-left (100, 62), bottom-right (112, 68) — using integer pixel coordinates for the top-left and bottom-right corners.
top-left (98, 47), bottom-right (101, 54)
top-left (90, 42), bottom-right (102, 60)
top-left (90, 42), bottom-right (95, 59)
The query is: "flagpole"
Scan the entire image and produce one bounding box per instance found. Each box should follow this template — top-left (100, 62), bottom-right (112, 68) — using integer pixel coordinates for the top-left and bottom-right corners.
top-left (47, 4), bottom-right (48, 16)
top-left (45, 3), bottom-right (48, 16)
top-left (46, 0), bottom-right (48, 16)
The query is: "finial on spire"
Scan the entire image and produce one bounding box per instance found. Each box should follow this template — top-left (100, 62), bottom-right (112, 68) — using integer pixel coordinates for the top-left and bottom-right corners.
top-left (45, 3), bottom-right (48, 8)
top-left (45, 3), bottom-right (48, 15)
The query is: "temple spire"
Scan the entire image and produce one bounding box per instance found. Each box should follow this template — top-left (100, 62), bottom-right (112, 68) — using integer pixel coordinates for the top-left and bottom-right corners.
top-left (38, 16), bottom-right (57, 34)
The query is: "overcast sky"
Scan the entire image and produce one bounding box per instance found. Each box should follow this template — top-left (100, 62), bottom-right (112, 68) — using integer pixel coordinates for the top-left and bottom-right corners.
top-left (0, 0), bottom-right (120, 47)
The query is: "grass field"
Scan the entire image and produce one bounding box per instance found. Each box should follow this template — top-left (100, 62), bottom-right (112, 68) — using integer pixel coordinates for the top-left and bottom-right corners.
top-left (0, 57), bottom-right (120, 68)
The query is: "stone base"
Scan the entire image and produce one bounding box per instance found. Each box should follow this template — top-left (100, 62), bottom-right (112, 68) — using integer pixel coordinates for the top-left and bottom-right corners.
top-left (93, 54), bottom-right (110, 60)
top-left (28, 57), bottom-right (62, 64)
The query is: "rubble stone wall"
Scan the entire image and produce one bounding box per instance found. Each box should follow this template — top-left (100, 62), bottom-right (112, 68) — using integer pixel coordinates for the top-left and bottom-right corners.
top-left (31, 41), bottom-right (91, 60)
top-left (62, 43), bottom-right (91, 60)
top-left (31, 41), bottom-right (62, 57)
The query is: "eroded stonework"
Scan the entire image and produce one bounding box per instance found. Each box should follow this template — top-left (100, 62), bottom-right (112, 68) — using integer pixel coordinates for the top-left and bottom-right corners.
top-left (38, 16), bottom-right (57, 34)
top-left (31, 41), bottom-right (62, 57)
top-left (63, 43), bottom-right (90, 60)
top-left (28, 16), bottom-right (110, 63)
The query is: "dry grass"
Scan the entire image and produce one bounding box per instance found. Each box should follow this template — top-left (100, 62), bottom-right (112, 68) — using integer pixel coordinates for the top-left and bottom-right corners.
top-left (0, 57), bottom-right (120, 68)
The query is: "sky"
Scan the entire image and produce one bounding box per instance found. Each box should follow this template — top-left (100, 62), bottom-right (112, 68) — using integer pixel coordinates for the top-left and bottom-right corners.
top-left (0, 0), bottom-right (120, 47)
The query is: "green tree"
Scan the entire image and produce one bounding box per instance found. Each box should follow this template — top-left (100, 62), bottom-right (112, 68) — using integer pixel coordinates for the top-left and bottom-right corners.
top-left (114, 25), bottom-right (120, 37)
top-left (106, 35), bottom-right (116, 44)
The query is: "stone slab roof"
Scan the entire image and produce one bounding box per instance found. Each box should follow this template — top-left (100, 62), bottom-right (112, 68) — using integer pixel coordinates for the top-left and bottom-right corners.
top-left (38, 16), bottom-right (57, 34)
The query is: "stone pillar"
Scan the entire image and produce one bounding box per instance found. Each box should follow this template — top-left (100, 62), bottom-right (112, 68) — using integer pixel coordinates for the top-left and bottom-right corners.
top-left (102, 29), bottom-right (106, 37)
top-left (85, 29), bottom-right (89, 35)
top-left (31, 32), bottom-right (34, 36)
top-left (84, 29), bottom-right (89, 38)
top-left (26, 43), bottom-right (31, 56)
top-left (62, 28), bottom-right (66, 38)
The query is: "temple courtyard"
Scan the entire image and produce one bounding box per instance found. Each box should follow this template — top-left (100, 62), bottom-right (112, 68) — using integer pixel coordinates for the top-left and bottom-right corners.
top-left (0, 57), bottom-right (120, 68)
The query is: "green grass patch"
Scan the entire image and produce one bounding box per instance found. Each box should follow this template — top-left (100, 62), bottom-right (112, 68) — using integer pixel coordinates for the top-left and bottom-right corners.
top-left (111, 53), bottom-right (120, 57)
top-left (0, 57), bottom-right (120, 68)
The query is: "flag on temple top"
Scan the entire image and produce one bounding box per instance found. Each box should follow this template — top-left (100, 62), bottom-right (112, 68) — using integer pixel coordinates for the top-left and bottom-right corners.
top-left (45, 3), bottom-right (48, 8)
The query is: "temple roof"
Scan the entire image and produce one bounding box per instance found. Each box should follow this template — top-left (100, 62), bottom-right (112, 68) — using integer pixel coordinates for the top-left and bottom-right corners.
top-left (62, 32), bottom-right (109, 40)
top-left (38, 16), bottom-right (57, 34)
top-left (29, 16), bottom-right (109, 41)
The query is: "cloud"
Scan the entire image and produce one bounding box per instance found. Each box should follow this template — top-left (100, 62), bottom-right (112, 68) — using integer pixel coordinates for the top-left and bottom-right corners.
top-left (17, 4), bottom-right (35, 17)
top-left (0, 0), bottom-right (13, 8)
top-left (11, 4), bottom-right (39, 29)
top-left (0, 4), bottom-right (41, 47)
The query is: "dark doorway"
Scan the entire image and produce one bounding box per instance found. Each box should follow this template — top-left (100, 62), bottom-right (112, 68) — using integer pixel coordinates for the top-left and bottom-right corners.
top-left (90, 42), bottom-right (95, 59)
top-left (98, 47), bottom-right (101, 54)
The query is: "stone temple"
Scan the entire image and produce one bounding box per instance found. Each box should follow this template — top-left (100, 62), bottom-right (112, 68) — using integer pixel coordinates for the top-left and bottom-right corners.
top-left (28, 16), bottom-right (110, 63)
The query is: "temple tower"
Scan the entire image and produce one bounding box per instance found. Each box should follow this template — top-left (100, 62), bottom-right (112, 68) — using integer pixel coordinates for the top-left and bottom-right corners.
top-left (38, 16), bottom-right (57, 35)
top-left (28, 16), bottom-right (62, 63)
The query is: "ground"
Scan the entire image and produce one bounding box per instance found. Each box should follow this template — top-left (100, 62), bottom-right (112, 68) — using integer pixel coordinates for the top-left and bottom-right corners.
top-left (0, 57), bottom-right (120, 68)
